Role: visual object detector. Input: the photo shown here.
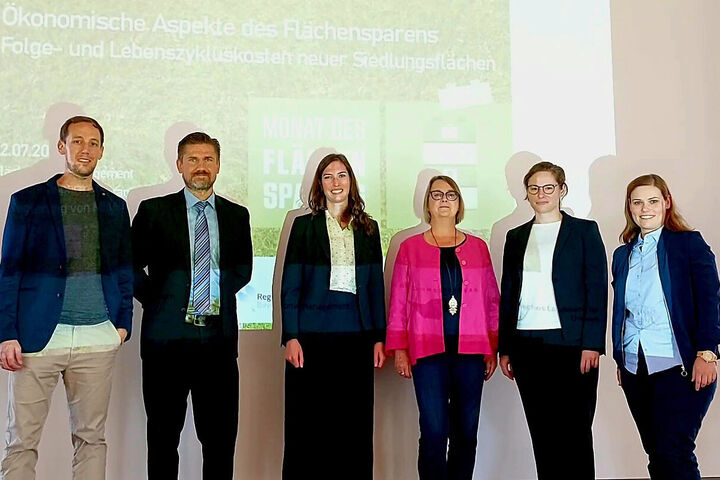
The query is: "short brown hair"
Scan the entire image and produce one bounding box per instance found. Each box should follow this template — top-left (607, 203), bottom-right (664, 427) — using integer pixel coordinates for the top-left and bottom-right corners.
top-left (177, 132), bottom-right (220, 160)
top-left (620, 174), bottom-right (692, 244)
top-left (423, 175), bottom-right (465, 224)
top-left (523, 161), bottom-right (568, 200)
top-left (523, 161), bottom-right (566, 189)
top-left (59, 116), bottom-right (104, 146)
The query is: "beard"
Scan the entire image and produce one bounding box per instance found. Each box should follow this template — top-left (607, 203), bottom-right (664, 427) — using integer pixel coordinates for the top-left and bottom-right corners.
top-left (185, 173), bottom-right (214, 191)
top-left (68, 161), bottom-right (97, 179)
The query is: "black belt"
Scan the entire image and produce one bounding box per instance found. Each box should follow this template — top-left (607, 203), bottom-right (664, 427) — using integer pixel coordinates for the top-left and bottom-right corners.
top-left (184, 314), bottom-right (221, 327)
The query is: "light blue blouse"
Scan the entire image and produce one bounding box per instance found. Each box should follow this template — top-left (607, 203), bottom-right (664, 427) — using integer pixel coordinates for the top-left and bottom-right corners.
top-left (623, 227), bottom-right (683, 374)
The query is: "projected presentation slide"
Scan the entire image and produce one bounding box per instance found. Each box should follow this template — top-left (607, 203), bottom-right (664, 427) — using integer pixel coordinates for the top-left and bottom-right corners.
top-left (0, 1), bottom-right (614, 330)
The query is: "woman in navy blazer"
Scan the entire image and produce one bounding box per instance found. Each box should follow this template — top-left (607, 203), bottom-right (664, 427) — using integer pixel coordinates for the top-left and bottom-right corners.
top-left (280, 153), bottom-right (386, 480)
top-left (611, 174), bottom-right (720, 480)
top-left (498, 161), bottom-right (607, 479)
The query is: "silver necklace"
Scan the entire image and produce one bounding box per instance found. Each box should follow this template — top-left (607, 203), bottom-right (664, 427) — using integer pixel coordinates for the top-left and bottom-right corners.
top-left (430, 228), bottom-right (459, 316)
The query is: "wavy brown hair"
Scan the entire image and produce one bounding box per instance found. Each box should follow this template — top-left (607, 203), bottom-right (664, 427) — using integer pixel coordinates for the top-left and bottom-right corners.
top-left (308, 153), bottom-right (375, 235)
top-left (620, 174), bottom-right (692, 244)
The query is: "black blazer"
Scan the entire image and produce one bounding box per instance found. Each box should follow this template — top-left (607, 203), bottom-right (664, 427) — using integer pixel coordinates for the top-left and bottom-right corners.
top-left (132, 190), bottom-right (252, 357)
top-left (498, 211), bottom-right (607, 355)
top-left (611, 229), bottom-right (720, 371)
top-left (0, 174), bottom-right (133, 352)
top-left (280, 212), bottom-right (386, 345)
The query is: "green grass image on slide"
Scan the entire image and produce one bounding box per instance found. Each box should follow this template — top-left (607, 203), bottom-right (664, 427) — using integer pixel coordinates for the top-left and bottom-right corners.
top-left (1, 0), bottom-right (511, 328)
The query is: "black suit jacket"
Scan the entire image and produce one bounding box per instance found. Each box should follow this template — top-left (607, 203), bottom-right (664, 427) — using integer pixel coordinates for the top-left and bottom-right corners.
top-left (611, 229), bottom-right (720, 370)
top-left (132, 190), bottom-right (252, 357)
top-left (0, 174), bottom-right (133, 352)
top-left (280, 212), bottom-right (386, 345)
top-left (498, 211), bottom-right (607, 355)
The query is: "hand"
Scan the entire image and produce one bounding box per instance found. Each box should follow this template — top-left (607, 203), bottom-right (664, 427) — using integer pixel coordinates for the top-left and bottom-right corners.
top-left (285, 339), bottom-right (304, 368)
top-left (117, 328), bottom-right (128, 343)
top-left (0, 340), bottom-right (23, 371)
top-left (499, 355), bottom-right (514, 380)
top-left (692, 357), bottom-right (717, 391)
top-left (484, 354), bottom-right (498, 380)
top-left (580, 350), bottom-right (600, 374)
top-left (616, 368), bottom-right (622, 387)
top-left (395, 349), bottom-right (411, 378)
top-left (373, 342), bottom-right (386, 368)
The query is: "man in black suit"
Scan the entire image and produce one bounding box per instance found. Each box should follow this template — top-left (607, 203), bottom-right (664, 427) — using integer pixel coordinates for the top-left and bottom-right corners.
top-left (132, 132), bottom-right (252, 479)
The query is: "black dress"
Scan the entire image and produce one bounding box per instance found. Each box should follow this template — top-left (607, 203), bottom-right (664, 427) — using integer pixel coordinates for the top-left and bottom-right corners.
top-left (281, 213), bottom-right (386, 480)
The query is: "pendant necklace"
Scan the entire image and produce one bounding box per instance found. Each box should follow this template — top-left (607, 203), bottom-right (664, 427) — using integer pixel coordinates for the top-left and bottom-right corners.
top-left (430, 228), bottom-right (459, 316)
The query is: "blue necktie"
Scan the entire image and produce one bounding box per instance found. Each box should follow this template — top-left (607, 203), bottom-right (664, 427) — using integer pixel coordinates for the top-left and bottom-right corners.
top-left (193, 201), bottom-right (211, 314)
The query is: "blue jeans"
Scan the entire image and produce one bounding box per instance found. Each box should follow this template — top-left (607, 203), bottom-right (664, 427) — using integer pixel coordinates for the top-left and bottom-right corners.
top-left (412, 353), bottom-right (485, 480)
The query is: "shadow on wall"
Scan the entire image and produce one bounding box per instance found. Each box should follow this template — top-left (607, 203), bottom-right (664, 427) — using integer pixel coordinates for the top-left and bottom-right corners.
top-left (234, 147), bottom-right (335, 479)
top-left (488, 151), bottom-right (540, 279)
top-left (0, 102), bottom-right (84, 245)
top-left (583, 154), bottom-right (716, 474)
top-left (382, 168), bottom-right (441, 301)
top-left (125, 121), bottom-right (199, 219)
top-left (482, 151), bottom-right (544, 479)
top-left (123, 121), bottom-right (203, 478)
top-left (375, 168), bottom-right (440, 479)
top-left (588, 154), bottom-right (633, 256)
top-left (586, 153), bottom-right (716, 256)
top-left (586, 153), bottom-right (654, 474)
top-left (0, 102), bottom-right (150, 479)
top-left (586, 153), bottom-right (632, 474)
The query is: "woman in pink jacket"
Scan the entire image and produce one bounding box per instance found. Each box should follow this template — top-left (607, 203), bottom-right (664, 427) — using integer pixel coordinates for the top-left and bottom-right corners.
top-left (386, 175), bottom-right (500, 480)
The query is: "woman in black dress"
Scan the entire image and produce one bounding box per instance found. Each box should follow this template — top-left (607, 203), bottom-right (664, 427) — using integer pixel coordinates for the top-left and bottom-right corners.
top-left (280, 153), bottom-right (386, 480)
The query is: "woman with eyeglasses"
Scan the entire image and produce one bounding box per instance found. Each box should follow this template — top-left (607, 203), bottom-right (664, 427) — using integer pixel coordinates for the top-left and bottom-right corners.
top-left (386, 175), bottom-right (500, 480)
top-left (611, 174), bottom-right (719, 480)
top-left (497, 161), bottom-right (607, 479)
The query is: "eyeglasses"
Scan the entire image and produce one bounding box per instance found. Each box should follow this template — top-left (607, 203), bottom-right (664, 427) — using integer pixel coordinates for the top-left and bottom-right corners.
top-left (526, 184), bottom-right (559, 195)
top-left (429, 190), bottom-right (459, 201)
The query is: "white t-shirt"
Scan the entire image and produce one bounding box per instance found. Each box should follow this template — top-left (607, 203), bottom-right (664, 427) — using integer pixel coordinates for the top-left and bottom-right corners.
top-left (517, 221), bottom-right (562, 330)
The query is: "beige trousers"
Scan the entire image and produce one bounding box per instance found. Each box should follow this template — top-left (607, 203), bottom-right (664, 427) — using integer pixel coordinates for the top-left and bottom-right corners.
top-left (1, 321), bottom-right (121, 480)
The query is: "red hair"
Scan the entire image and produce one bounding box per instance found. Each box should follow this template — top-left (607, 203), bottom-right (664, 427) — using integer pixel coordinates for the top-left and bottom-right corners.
top-left (620, 174), bottom-right (691, 244)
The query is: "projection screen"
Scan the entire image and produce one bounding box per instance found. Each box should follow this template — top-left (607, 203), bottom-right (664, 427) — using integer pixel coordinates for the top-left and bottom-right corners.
top-left (0, 0), bottom-right (614, 330)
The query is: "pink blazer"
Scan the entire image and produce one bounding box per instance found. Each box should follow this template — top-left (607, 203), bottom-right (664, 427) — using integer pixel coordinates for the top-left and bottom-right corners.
top-left (386, 232), bottom-right (499, 364)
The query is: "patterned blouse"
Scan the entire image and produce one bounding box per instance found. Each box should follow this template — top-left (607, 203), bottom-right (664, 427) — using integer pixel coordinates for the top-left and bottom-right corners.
top-left (325, 209), bottom-right (356, 294)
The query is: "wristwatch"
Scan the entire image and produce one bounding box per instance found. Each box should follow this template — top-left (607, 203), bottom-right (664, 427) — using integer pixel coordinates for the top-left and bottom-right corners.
top-left (697, 350), bottom-right (718, 364)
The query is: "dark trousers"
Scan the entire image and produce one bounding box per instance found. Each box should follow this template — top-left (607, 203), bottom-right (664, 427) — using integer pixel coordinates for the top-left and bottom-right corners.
top-left (411, 353), bottom-right (486, 480)
top-left (620, 353), bottom-right (716, 480)
top-left (142, 343), bottom-right (239, 480)
top-left (283, 334), bottom-right (375, 480)
top-left (510, 333), bottom-right (598, 480)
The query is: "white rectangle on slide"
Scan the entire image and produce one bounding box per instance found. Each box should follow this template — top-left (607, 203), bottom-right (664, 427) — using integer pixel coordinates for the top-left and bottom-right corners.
top-left (461, 187), bottom-right (479, 209)
top-left (438, 81), bottom-right (493, 110)
top-left (422, 143), bottom-right (477, 165)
